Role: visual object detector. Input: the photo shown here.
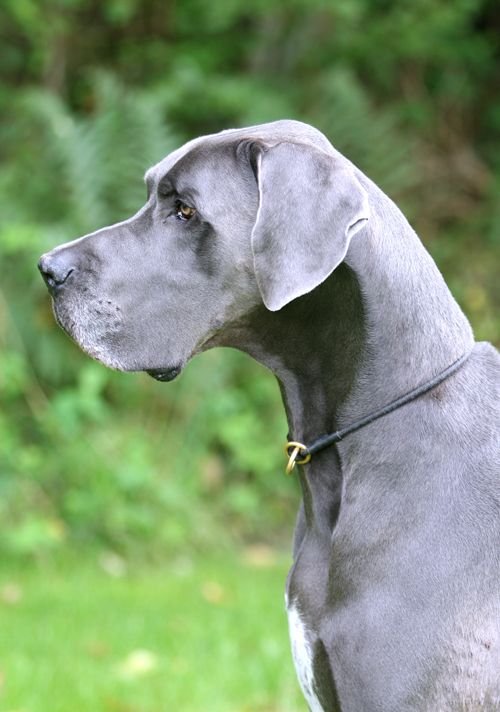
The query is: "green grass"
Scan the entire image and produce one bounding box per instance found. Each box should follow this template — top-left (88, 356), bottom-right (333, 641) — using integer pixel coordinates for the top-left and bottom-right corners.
top-left (0, 549), bottom-right (304, 711)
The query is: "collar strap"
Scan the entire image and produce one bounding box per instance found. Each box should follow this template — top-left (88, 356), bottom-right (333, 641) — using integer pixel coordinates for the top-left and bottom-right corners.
top-left (285, 350), bottom-right (472, 474)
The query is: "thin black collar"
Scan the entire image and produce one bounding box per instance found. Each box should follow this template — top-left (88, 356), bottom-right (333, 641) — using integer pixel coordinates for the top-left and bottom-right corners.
top-left (285, 349), bottom-right (472, 473)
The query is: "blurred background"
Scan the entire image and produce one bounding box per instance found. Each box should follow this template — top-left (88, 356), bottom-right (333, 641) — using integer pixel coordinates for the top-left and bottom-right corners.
top-left (0, 1), bottom-right (499, 709)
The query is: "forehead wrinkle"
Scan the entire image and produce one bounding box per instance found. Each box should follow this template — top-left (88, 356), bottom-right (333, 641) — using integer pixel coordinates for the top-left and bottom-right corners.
top-left (145, 135), bottom-right (205, 189)
top-left (168, 143), bottom-right (241, 216)
top-left (143, 129), bottom-right (258, 215)
top-left (144, 130), bottom-right (243, 194)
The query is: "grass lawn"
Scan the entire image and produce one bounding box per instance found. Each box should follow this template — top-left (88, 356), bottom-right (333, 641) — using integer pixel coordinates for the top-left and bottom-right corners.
top-left (0, 548), bottom-right (304, 712)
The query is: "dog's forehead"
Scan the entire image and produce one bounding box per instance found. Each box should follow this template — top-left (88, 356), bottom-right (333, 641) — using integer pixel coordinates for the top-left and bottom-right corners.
top-left (144, 119), bottom-right (334, 189)
top-left (144, 136), bottom-right (202, 189)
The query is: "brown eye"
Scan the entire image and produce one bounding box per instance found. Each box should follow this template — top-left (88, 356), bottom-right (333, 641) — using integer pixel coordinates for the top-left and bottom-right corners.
top-left (176, 202), bottom-right (196, 221)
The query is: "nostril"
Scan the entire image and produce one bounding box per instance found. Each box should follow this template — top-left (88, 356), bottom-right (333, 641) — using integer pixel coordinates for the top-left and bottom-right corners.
top-left (38, 254), bottom-right (75, 292)
top-left (58, 266), bottom-right (74, 284)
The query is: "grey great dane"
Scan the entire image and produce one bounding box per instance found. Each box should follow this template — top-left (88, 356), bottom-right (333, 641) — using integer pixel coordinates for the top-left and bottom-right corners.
top-left (38, 120), bottom-right (499, 711)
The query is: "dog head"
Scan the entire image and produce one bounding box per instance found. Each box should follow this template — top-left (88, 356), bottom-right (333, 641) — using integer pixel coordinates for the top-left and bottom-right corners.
top-left (38, 120), bottom-right (369, 379)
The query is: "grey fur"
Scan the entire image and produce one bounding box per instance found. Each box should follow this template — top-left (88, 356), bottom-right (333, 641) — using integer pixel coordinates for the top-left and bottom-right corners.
top-left (38, 120), bottom-right (500, 711)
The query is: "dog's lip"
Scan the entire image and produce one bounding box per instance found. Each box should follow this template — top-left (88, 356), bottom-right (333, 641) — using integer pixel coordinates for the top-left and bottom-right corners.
top-left (145, 365), bottom-right (182, 382)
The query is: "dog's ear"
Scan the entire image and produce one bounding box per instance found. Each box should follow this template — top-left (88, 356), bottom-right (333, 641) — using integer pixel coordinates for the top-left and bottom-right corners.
top-left (248, 141), bottom-right (369, 311)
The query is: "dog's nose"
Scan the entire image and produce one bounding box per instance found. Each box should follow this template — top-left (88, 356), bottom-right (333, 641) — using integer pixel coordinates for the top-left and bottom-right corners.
top-left (38, 252), bottom-right (75, 294)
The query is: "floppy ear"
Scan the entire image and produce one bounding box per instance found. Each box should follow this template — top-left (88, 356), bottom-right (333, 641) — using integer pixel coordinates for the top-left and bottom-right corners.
top-left (250, 141), bottom-right (369, 311)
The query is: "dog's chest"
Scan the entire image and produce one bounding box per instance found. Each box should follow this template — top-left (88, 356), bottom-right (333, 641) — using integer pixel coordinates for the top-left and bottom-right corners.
top-left (287, 601), bottom-right (326, 712)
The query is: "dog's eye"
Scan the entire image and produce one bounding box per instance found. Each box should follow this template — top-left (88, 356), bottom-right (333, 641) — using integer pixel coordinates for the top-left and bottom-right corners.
top-left (175, 202), bottom-right (196, 222)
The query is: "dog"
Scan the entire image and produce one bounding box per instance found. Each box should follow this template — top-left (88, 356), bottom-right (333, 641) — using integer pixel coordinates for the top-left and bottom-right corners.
top-left (39, 120), bottom-right (500, 711)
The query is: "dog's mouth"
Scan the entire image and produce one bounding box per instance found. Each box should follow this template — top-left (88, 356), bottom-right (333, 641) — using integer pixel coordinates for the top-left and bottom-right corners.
top-left (146, 366), bottom-right (182, 382)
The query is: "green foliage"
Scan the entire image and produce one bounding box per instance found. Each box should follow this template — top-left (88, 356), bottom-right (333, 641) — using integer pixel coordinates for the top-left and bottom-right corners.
top-left (1, 73), bottom-right (176, 231)
top-left (0, 1), bottom-right (498, 559)
top-left (0, 72), bottom-right (294, 558)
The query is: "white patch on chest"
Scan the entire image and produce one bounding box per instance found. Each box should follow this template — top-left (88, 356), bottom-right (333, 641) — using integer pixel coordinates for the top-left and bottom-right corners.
top-left (286, 599), bottom-right (326, 712)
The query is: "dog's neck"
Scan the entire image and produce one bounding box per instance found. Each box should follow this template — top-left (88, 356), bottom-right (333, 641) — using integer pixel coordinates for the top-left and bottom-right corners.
top-left (341, 189), bottom-right (474, 423)
top-left (220, 195), bottom-right (474, 481)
